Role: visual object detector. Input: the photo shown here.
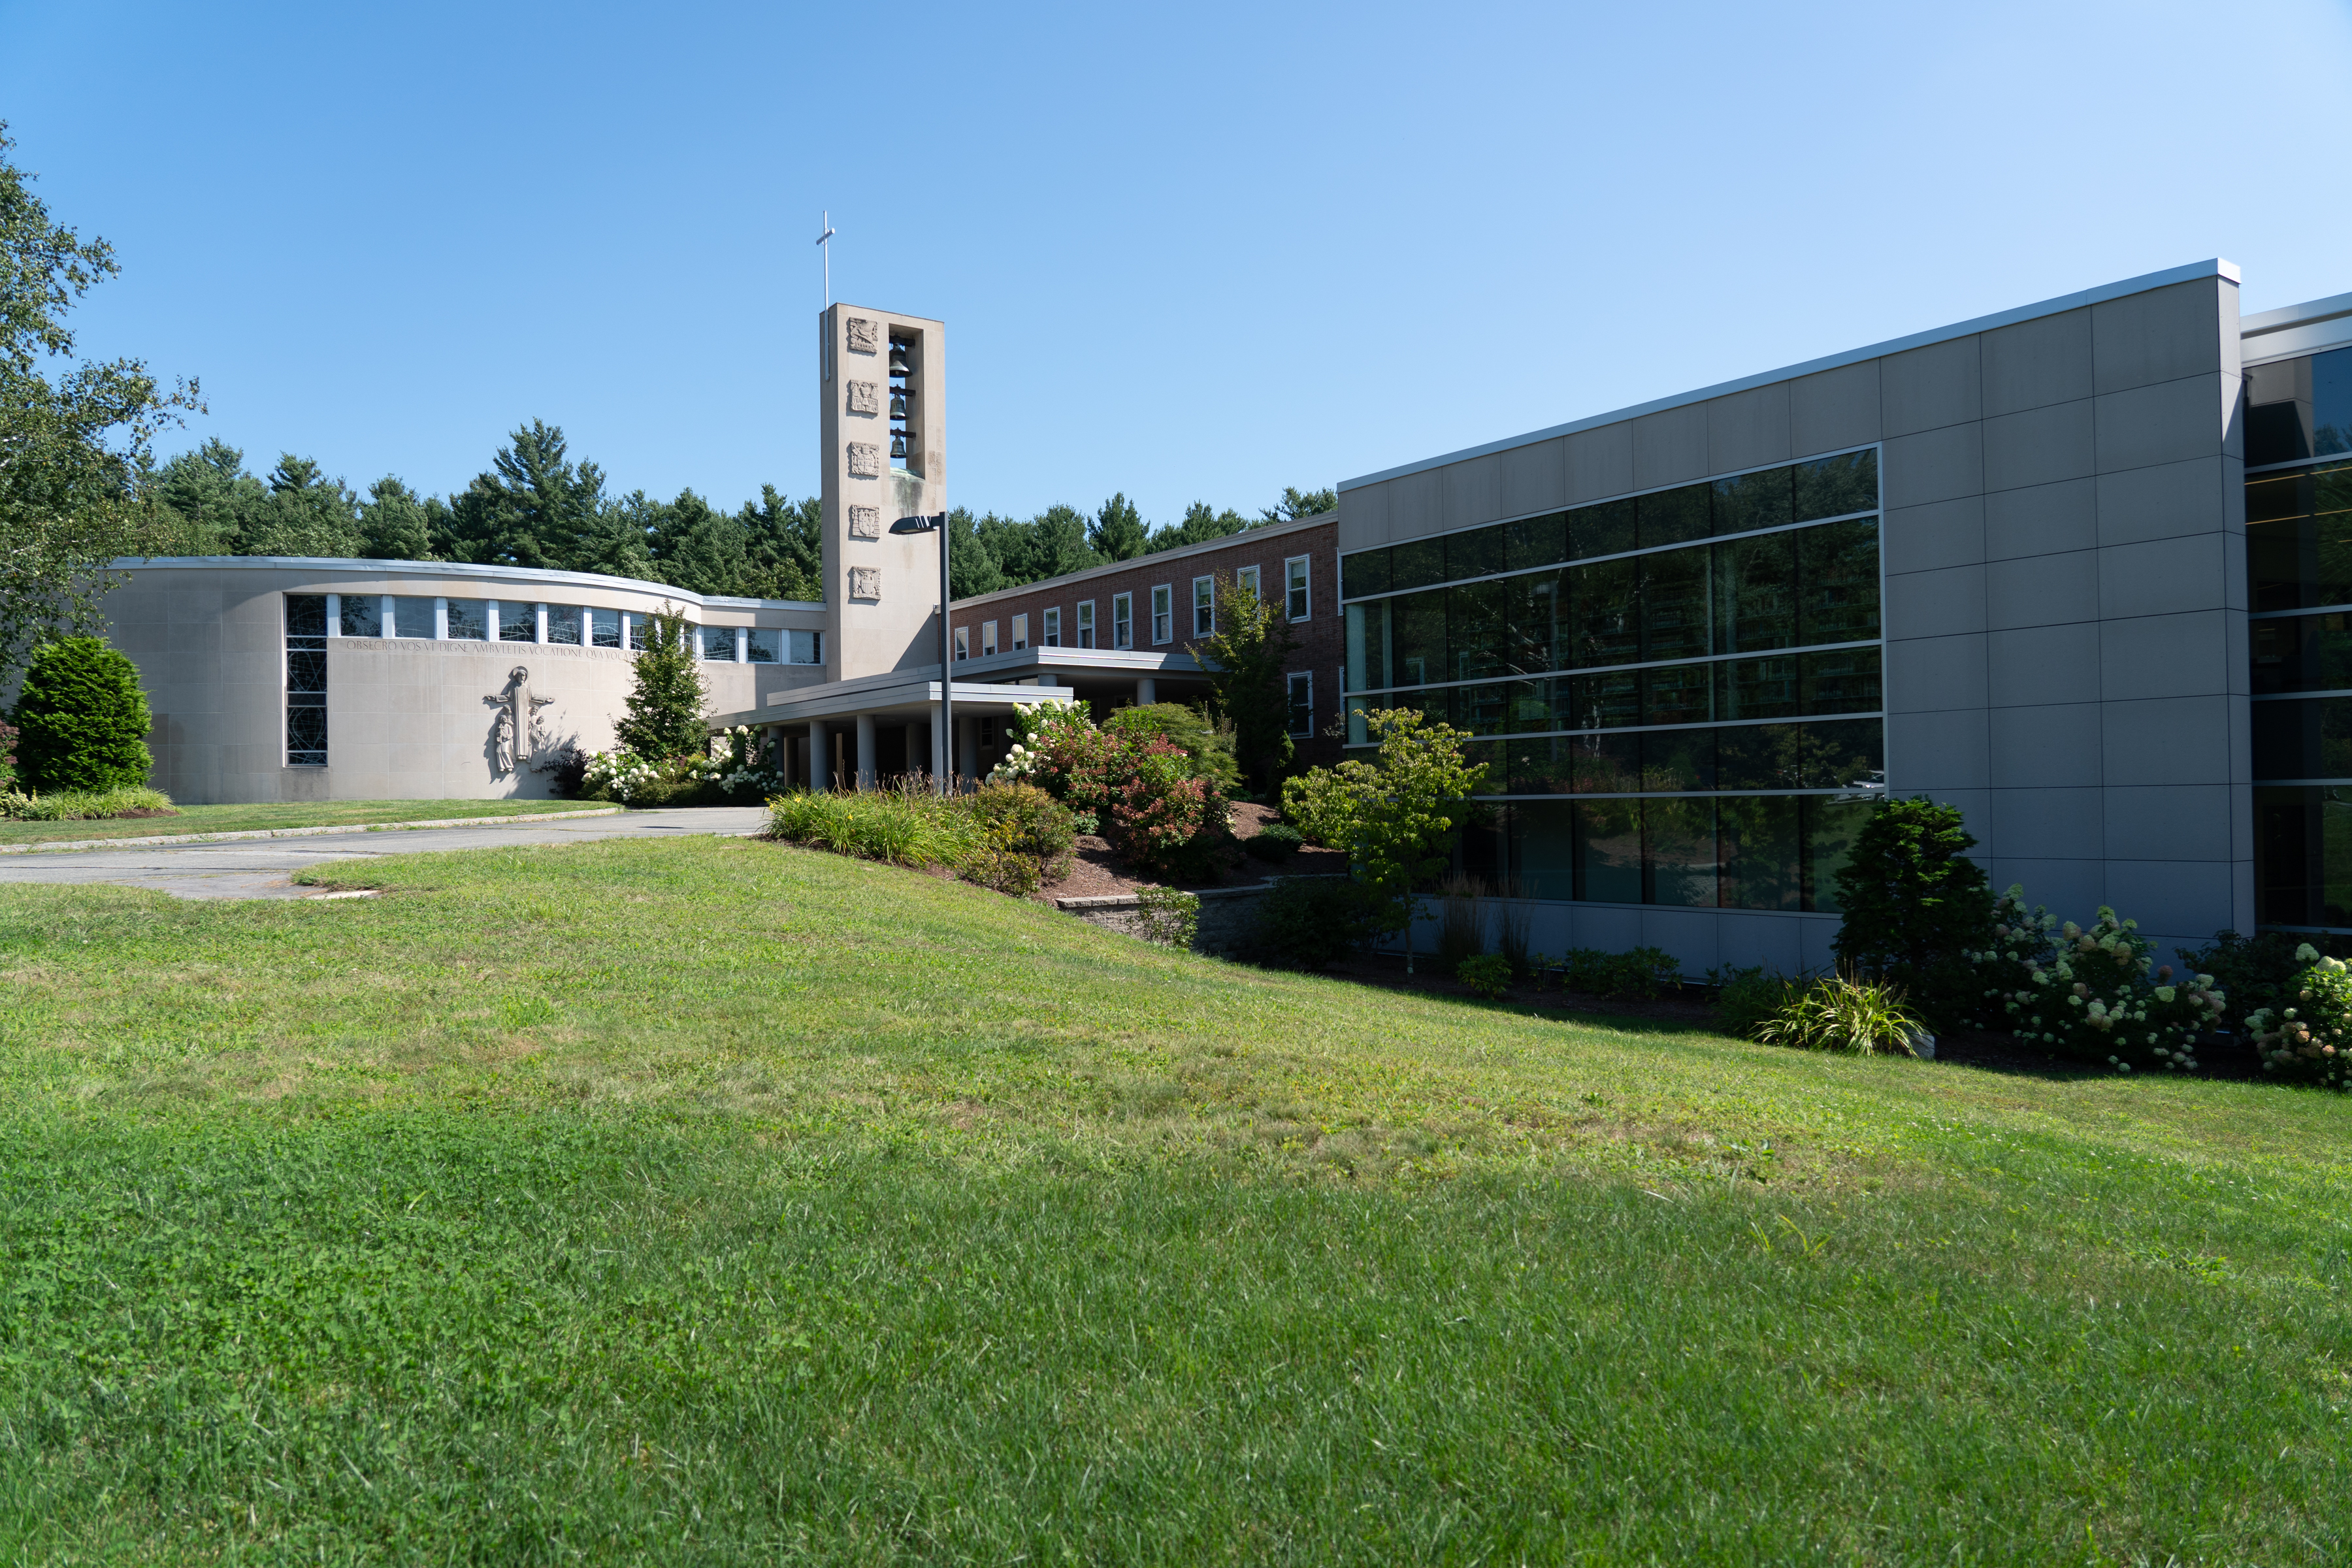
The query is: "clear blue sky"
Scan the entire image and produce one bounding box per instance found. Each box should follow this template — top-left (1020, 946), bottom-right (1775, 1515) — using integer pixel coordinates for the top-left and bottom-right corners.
top-left (5, 1), bottom-right (2347, 527)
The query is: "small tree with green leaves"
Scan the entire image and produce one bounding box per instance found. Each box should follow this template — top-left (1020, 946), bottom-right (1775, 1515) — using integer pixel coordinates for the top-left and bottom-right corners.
top-left (1830, 795), bottom-right (1995, 1028)
top-left (1298, 708), bottom-right (1487, 972)
top-left (1192, 570), bottom-right (1301, 794)
top-left (612, 605), bottom-right (708, 761)
top-left (10, 634), bottom-right (151, 792)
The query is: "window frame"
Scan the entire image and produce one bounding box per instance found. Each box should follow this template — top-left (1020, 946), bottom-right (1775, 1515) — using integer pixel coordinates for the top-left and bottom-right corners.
top-left (1042, 607), bottom-right (1060, 647)
top-left (1011, 613), bottom-right (1028, 652)
top-left (1286, 555), bottom-right (1311, 621)
top-left (1285, 668), bottom-right (1314, 738)
top-left (1076, 599), bottom-right (1096, 649)
top-left (954, 625), bottom-right (970, 661)
top-left (1192, 576), bottom-right (1215, 637)
top-left (983, 620), bottom-right (999, 657)
top-left (1113, 592), bottom-right (1134, 649)
top-left (1235, 564), bottom-right (1261, 602)
top-left (1150, 586), bottom-right (1173, 645)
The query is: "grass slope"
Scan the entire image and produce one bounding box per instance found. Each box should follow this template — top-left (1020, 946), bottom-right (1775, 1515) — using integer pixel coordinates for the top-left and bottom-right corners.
top-left (0, 796), bottom-right (604, 847)
top-left (1, 836), bottom-right (2348, 1563)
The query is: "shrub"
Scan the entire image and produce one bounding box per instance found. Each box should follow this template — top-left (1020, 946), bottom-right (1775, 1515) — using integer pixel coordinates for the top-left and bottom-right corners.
top-left (576, 730), bottom-right (781, 807)
top-left (1494, 882), bottom-right (1534, 978)
top-left (2179, 928), bottom-right (2312, 1024)
top-left (0, 719), bottom-right (17, 789)
top-left (1712, 966), bottom-right (1797, 1041)
top-left (1242, 823), bottom-right (1303, 862)
top-left (1756, 973), bottom-right (1923, 1056)
top-left (1435, 874), bottom-right (1488, 970)
top-left (1971, 895), bottom-right (2223, 1073)
top-left (1001, 700), bottom-right (1230, 878)
top-left (9, 636), bottom-right (152, 792)
top-left (958, 782), bottom-right (1077, 893)
top-left (1246, 876), bottom-right (1379, 970)
top-left (1135, 886), bottom-right (1200, 949)
top-left (1831, 796), bottom-right (1994, 1029)
top-left (2243, 945), bottom-right (2352, 1089)
top-left (1280, 764), bottom-right (1369, 847)
top-left (1106, 704), bottom-right (1239, 794)
top-left (1560, 945), bottom-right (1682, 1000)
top-left (1456, 953), bottom-right (1512, 1000)
top-left (0, 783), bottom-right (174, 821)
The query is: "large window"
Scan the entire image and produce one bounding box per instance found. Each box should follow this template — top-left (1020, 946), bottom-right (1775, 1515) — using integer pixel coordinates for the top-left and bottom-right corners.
top-left (1151, 586), bottom-right (1172, 644)
top-left (2249, 354), bottom-right (2352, 929)
top-left (700, 625), bottom-right (734, 661)
top-left (495, 601), bottom-right (538, 642)
top-left (1113, 593), bottom-right (1132, 649)
top-left (1077, 600), bottom-right (1096, 649)
top-left (1337, 448), bottom-right (1881, 911)
top-left (285, 595), bottom-right (327, 767)
top-left (1286, 555), bottom-right (1311, 621)
top-left (1193, 577), bottom-right (1215, 636)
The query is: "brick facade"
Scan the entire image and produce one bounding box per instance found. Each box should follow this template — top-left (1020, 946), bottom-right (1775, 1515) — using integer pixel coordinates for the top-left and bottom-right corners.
top-left (947, 512), bottom-right (1345, 769)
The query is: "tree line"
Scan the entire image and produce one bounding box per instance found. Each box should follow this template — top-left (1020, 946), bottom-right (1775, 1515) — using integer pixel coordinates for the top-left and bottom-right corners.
top-left (150, 421), bottom-right (1335, 604)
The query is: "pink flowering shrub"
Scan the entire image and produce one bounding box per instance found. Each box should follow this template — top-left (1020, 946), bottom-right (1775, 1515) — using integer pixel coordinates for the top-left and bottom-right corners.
top-left (999, 702), bottom-right (1229, 877)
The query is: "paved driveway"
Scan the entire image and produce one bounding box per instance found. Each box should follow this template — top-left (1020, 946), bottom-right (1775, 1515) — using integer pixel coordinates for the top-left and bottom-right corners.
top-left (0, 807), bottom-right (772, 900)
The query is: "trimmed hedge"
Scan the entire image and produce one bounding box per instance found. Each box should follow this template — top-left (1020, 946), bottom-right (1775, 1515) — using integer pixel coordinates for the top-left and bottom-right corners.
top-left (10, 638), bottom-right (152, 793)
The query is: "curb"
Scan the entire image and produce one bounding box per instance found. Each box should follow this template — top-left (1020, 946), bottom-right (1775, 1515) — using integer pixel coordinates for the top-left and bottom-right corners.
top-left (0, 806), bottom-right (627, 857)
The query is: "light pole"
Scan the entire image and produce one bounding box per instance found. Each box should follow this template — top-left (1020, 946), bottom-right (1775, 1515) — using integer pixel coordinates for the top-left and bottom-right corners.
top-left (890, 510), bottom-right (952, 793)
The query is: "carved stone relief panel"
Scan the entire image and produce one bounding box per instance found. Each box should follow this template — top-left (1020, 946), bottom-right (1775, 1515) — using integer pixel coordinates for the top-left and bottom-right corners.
top-left (847, 505), bottom-right (881, 540)
top-left (847, 380), bottom-right (880, 416)
top-left (848, 566), bottom-right (882, 601)
top-left (845, 316), bottom-right (879, 353)
top-left (847, 442), bottom-right (883, 478)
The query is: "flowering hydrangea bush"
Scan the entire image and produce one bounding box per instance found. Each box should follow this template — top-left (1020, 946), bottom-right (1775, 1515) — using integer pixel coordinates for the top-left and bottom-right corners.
top-left (989, 700), bottom-right (1228, 877)
top-left (2244, 944), bottom-right (2352, 1090)
top-left (575, 726), bottom-right (781, 806)
top-left (1968, 887), bottom-right (2224, 1073)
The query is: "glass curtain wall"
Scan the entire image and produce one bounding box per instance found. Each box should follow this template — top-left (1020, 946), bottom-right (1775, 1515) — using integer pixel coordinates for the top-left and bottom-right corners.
top-left (1340, 449), bottom-right (1880, 912)
top-left (2247, 344), bottom-right (2352, 929)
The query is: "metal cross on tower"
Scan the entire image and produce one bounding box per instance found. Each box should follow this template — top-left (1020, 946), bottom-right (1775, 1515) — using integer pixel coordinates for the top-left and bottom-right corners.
top-left (815, 211), bottom-right (837, 308)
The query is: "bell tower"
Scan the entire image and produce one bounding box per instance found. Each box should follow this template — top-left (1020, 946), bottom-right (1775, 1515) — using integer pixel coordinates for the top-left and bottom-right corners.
top-left (817, 304), bottom-right (946, 681)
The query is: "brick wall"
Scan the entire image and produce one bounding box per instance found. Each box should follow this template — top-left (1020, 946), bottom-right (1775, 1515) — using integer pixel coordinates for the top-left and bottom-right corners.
top-left (949, 514), bottom-right (1346, 768)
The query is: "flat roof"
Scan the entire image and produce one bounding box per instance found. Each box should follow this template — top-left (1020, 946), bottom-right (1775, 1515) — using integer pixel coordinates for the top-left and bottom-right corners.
top-left (1338, 258), bottom-right (2242, 492)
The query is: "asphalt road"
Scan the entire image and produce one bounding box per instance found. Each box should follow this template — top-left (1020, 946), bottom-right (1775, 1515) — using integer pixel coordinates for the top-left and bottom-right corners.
top-left (0, 807), bottom-right (773, 900)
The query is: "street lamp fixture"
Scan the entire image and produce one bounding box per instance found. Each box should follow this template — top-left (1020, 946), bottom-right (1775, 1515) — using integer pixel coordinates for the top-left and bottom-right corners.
top-left (891, 511), bottom-right (952, 793)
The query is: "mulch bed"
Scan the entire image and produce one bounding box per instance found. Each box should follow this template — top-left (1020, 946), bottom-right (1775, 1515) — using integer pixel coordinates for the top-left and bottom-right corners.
top-left (1029, 802), bottom-right (1348, 905)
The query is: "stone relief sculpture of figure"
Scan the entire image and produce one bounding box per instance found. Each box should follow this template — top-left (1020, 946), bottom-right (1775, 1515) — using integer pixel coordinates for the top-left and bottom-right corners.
top-left (484, 665), bottom-right (558, 777)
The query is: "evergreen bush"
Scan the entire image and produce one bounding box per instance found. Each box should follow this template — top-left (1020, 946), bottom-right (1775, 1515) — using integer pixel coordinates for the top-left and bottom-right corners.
top-left (1830, 796), bottom-right (1994, 1028)
top-left (9, 636), bottom-right (152, 792)
top-left (612, 606), bottom-right (708, 761)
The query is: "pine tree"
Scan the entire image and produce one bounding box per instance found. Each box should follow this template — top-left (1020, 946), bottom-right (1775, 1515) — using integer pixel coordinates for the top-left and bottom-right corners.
top-left (1088, 493), bottom-right (1147, 561)
top-left (358, 477), bottom-right (434, 561)
top-left (612, 606), bottom-right (708, 761)
top-left (1830, 796), bottom-right (1995, 1027)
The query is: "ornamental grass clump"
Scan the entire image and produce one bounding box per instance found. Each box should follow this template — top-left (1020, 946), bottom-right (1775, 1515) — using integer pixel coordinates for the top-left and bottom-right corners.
top-left (1754, 973), bottom-right (1923, 1056)
top-left (2244, 944), bottom-right (2352, 1090)
top-left (1972, 893), bottom-right (2223, 1074)
top-left (765, 789), bottom-right (975, 868)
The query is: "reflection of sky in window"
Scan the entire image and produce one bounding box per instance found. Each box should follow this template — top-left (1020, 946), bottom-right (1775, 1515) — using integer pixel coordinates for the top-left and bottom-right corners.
top-left (2317, 347), bottom-right (2352, 457)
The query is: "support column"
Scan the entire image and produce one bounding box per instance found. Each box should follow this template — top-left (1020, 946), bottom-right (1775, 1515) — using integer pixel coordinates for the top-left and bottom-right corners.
top-left (855, 713), bottom-right (877, 791)
top-left (957, 714), bottom-right (980, 783)
top-left (808, 719), bottom-right (828, 792)
top-left (1137, 677), bottom-right (1157, 706)
top-left (904, 721), bottom-right (926, 779)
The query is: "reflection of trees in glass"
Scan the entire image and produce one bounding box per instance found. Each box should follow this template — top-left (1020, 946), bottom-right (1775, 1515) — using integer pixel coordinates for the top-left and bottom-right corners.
top-left (1391, 591), bottom-right (1445, 685)
top-left (1797, 719), bottom-right (1884, 789)
top-left (1718, 795), bottom-right (1801, 911)
top-left (1716, 657), bottom-right (1799, 721)
top-left (1798, 519), bottom-right (1880, 644)
top-left (1503, 571), bottom-right (1562, 674)
top-left (1574, 798), bottom-right (1642, 902)
top-left (1800, 795), bottom-right (1875, 913)
top-left (1642, 797), bottom-right (1716, 907)
top-left (1448, 580), bottom-right (1507, 681)
top-left (1793, 451), bottom-right (1878, 521)
top-left (1573, 556), bottom-right (1639, 667)
top-left (1641, 548), bottom-right (1710, 661)
top-left (1711, 531), bottom-right (1796, 653)
top-left (1569, 732), bottom-right (1639, 792)
top-left (1642, 661), bottom-right (1712, 726)
top-left (2321, 698), bottom-right (2352, 779)
top-left (2324, 787), bottom-right (2352, 924)
top-left (1639, 728), bottom-right (1712, 792)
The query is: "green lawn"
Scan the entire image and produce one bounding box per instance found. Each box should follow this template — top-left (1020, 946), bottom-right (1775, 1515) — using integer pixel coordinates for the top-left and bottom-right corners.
top-left (0, 796), bottom-right (610, 847)
top-left (1, 836), bottom-right (2347, 1563)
